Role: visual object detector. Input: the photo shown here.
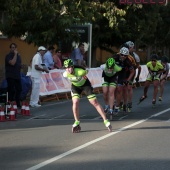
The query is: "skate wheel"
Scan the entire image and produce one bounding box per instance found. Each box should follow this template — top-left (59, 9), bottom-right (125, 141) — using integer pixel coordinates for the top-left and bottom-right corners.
top-left (72, 125), bottom-right (81, 133)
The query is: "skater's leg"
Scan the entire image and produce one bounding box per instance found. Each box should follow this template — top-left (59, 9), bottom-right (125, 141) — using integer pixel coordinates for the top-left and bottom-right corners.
top-left (89, 98), bottom-right (107, 121)
top-left (152, 80), bottom-right (159, 101)
top-left (102, 86), bottom-right (110, 112)
top-left (143, 80), bottom-right (150, 97)
top-left (88, 98), bottom-right (112, 132)
top-left (72, 98), bottom-right (80, 121)
top-left (159, 79), bottom-right (165, 100)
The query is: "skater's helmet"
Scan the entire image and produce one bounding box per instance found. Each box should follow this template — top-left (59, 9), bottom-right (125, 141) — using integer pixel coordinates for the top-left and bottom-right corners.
top-left (64, 59), bottom-right (74, 68)
top-left (161, 56), bottom-right (169, 63)
top-left (150, 54), bottom-right (158, 61)
top-left (119, 47), bottom-right (129, 56)
top-left (125, 41), bottom-right (134, 48)
top-left (106, 58), bottom-right (115, 69)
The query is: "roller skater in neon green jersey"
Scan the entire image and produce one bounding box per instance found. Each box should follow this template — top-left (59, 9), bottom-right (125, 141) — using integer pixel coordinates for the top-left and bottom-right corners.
top-left (100, 58), bottom-right (122, 120)
top-left (63, 59), bottom-right (112, 133)
top-left (138, 54), bottom-right (164, 107)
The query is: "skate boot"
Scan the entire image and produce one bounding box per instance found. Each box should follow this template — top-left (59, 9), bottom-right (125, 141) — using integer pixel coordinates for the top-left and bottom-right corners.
top-left (152, 100), bottom-right (156, 108)
top-left (72, 121), bottom-right (81, 133)
top-left (114, 106), bottom-right (119, 116)
top-left (159, 96), bottom-right (162, 104)
top-left (123, 104), bottom-right (127, 114)
top-left (138, 95), bottom-right (147, 105)
top-left (104, 119), bottom-right (112, 132)
top-left (127, 102), bottom-right (132, 112)
top-left (104, 105), bottom-right (110, 114)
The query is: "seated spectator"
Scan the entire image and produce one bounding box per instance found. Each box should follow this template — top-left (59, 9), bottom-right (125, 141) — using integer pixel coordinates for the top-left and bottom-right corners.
top-left (53, 49), bottom-right (63, 69)
top-left (43, 46), bottom-right (55, 70)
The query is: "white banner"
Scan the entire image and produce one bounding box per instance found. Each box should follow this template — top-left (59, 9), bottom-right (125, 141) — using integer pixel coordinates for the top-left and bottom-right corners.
top-left (39, 64), bottom-right (170, 96)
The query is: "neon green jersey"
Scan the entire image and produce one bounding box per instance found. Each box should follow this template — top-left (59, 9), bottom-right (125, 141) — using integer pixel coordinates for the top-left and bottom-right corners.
top-left (63, 68), bottom-right (88, 86)
top-left (104, 64), bottom-right (122, 77)
top-left (146, 61), bottom-right (163, 71)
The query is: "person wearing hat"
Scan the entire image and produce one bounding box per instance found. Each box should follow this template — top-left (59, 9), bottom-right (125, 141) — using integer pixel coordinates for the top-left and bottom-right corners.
top-left (29, 46), bottom-right (49, 107)
top-left (138, 54), bottom-right (164, 106)
top-left (53, 49), bottom-right (63, 69)
top-left (43, 46), bottom-right (55, 70)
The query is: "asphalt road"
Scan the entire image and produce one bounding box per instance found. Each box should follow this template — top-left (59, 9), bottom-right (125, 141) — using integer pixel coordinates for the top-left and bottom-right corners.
top-left (1, 82), bottom-right (170, 170)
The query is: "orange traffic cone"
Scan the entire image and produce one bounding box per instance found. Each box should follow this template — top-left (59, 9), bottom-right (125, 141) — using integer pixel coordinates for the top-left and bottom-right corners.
top-left (21, 102), bottom-right (26, 115)
top-left (0, 106), bottom-right (6, 122)
top-left (13, 101), bottom-right (18, 114)
top-left (9, 106), bottom-right (16, 121)
top-left (25, 102), bottom-right (30, 116)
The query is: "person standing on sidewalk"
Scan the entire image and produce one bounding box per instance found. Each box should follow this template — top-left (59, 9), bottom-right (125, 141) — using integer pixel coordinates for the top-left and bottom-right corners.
top-left (5, 43), bottom-right (22, 108)
top-left (29, 46), bottom-right (49, 107)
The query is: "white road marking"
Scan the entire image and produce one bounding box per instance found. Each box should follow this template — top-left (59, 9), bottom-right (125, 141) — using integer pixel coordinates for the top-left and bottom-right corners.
top-left (80, 114), bottom-right (86, 118)
top-left (118, 115), bottom-right (128, 120)
top-left (49, 114), bottom-right (65, 120)
top-left (27, 114), bottom-right (46, 120)
top-left (25, 108), bottom-right (170, 170)
top-left (93, 116), bottom-right (101, 120)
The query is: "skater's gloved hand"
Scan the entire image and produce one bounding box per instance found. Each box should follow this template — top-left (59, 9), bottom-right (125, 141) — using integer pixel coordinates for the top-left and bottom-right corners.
top-left (135, 77), bottom-right (139, 82)
top-left (123, 80), bottom-right (129, 86)
top-left (153, 72), bottom-right (157, 76)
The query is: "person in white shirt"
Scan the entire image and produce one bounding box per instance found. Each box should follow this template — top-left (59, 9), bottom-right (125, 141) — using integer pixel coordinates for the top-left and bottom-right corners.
top-left (30, 46), bottom-right (49, 107)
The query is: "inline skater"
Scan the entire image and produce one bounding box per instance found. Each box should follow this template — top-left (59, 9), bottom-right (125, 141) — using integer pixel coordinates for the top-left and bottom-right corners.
top-left (114, 47), bottom-right (135, 114)
top-left (63, 59), bottom-right (112, 133)
top-left (159, 56), bottom-right (169, 103)
top-left (124, 41), bottom-right (141, 112)
top-left (139, 54), bottom-right (164, 107)
top-left (100, 58), bottom-right (122, 120)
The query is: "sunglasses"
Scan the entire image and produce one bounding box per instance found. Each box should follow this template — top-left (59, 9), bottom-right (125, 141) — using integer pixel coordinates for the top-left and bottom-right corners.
top-left (121, 54), bottom-right (128, 57)
top-left (57, 51), bottom-right (61, 53)
top-left (151, 60), bottom-right (157, 62)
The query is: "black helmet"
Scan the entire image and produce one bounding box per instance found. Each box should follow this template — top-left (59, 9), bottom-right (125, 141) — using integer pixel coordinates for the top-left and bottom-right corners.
top-left (161, 56), bottom-right (169, 63)
top-left (150, 54), bottom-right (158, 61)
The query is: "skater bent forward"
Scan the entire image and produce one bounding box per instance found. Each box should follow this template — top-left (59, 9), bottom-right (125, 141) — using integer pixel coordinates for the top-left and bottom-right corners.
top-left (63, 59), bottom-right (112, 133)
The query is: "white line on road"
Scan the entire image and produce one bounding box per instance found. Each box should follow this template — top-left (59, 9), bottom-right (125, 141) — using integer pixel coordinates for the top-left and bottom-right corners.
top-left (25, 108), bottom-right (170, 170)
top-left (49, 114), bottom-right (65, 120)
top-left (27, 114), bottom-right (46, 120)
top-left (80, 114), bottom-right (86, 118)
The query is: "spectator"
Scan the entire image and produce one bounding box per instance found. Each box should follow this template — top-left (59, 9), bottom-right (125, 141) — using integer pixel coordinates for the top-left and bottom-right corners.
top-left (5, 43), bottom-right (22, 108)
top-left (53, 49), bottom-right (63, 69)
top-left (70, 42), bottom-right (86, 67)
top-left (29, 46), bottom-right (49, 107)
top-left (43, 46), bottom-right (55, 70)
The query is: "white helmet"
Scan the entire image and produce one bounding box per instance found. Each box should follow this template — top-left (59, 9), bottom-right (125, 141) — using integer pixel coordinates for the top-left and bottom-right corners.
top-left (119, 47), bottom-right (129, 55)
top-left (126, 41), bottom-right (134, 48)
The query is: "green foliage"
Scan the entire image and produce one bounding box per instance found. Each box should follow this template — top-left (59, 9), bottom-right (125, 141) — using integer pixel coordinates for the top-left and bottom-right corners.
top-left (0, 0), bottom-right (169, 50)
